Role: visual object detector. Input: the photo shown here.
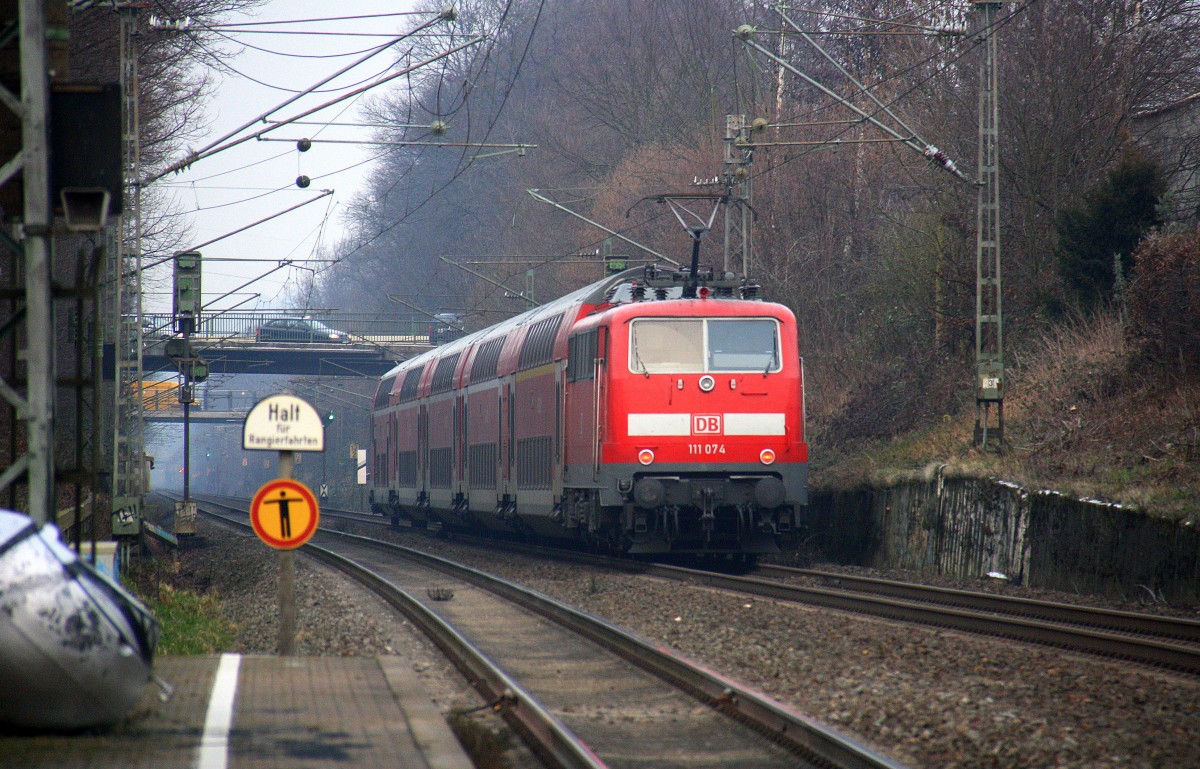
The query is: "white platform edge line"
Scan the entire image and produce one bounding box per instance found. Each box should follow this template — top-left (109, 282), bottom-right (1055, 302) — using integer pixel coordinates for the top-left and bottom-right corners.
top-left (196, 653), bottom-right (242, 769)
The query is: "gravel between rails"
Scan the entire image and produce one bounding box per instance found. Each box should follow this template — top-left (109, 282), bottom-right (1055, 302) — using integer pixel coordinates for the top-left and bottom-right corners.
top-left (172, 519), bottom-right (1200, 769)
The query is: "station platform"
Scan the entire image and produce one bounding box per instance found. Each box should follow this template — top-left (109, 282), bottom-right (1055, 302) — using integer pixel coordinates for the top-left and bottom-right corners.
top-left (0, 655), bottom-right (474, 769)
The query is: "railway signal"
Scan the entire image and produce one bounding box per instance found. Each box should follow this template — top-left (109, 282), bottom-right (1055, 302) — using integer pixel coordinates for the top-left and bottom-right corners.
top-left (172, 251), bottom-right (202, 334)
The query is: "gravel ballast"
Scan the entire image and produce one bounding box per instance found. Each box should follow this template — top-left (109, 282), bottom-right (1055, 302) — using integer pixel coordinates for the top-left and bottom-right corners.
top-left (172, 520), bottom-right (1200, 769)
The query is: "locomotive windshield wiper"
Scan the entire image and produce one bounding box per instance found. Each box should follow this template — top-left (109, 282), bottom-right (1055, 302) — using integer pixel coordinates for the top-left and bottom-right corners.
top-left (632, 340), bottom-right (650, 378)
top-left (764, 345), bottom-right (777, 375)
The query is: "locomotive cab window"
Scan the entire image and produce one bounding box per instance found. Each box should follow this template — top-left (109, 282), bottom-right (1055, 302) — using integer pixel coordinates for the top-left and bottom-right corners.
top-left (708, 319), bottom-right (778, 372)
top-left (629, 318), bottom-right (780, 374)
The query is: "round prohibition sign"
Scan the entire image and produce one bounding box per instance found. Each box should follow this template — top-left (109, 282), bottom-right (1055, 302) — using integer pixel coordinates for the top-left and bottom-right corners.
top-left (250, 479), bottom-right (320, 549)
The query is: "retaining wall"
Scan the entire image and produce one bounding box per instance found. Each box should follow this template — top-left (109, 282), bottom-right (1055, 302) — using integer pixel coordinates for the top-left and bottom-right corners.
top-left (806, 473), bottom-right (1200, 601)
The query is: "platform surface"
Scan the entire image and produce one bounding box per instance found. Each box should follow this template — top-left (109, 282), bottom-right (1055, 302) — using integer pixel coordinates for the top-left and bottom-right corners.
top-left (0, 655), bottom-right (473, 769)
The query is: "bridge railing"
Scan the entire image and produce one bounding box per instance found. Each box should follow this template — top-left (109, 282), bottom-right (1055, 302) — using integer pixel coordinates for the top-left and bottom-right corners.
top-left (137, 310), bottom-right (436, 342)
top-left (137, 386), bottom-right (281, 414)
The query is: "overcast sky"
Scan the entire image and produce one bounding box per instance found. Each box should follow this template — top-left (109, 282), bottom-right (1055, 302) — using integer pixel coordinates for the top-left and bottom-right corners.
top-left (146, 1), bottom-right (429, 313)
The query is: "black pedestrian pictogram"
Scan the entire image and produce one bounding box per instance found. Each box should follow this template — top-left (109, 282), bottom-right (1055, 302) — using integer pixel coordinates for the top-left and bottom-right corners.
top-left (263, 490), bottom-right (302, 538)
top-left (251, 479), bottom-right (319, 549)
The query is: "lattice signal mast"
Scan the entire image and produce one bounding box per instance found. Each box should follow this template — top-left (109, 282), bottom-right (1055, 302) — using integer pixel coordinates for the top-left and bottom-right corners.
top-left (973, 0), bottom-right (1005, 449)
top-left (723, 114), bottom-right (754, 275)
top-left (738, 5), bottom-right (1008, 450)
top-left (111, 3), bottom-right (148, 538)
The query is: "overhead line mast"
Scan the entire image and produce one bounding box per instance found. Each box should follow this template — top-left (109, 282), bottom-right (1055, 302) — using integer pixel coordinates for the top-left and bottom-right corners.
top-left (738, 2), bottom-right (1007, 449)
top-left (16, 0), bottom-right (54, 524)
top-left (723, 115), bottom-right (754, 276)
top-left (112, 2), bottom-right (148, 541)
top-left (972, 0), bottom-right (1005, 449)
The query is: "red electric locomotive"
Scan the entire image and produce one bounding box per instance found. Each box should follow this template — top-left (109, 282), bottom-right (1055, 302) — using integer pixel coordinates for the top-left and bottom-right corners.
top-left (369, 264), bottom-right (807, 557)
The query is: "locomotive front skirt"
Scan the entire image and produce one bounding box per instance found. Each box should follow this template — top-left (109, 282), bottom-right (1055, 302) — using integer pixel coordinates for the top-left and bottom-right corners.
top-left (370, 265), bottom-right (808, 557)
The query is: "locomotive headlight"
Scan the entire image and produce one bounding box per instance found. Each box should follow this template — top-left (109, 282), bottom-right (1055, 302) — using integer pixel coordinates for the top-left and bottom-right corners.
top-left (638, 448), bottom-right (655, 465)
top-left (698, 375), bottom-right (715, 392)
top-left (759, 448), bottom-right (776, 465)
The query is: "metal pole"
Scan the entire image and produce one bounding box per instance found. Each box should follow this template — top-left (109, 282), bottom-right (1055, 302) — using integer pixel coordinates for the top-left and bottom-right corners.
top-left (723, 115), bottom-right (753, 276)
top-left (182, 388), bottom-right (190, 500)
top-left (278, 450), bottom-right (296, 656)
top-left (972, 1), bottom-right (1005, 448)
top-left (21, 0), bottom-right (53, 525)
top-left (113, 5), bottom-right (146, 535)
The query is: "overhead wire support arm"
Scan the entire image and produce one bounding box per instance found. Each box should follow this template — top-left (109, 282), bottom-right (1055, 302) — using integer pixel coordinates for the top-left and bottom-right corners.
top-left (119, 190), bottom-right (334, 279)
top-left (265, 137), bottom-right (536, 151)
top-left (771, 6), bottom-right (968, 36)
top-left (434, 257), bottom-right (539, 306)
top-left (743, 137), bottom-right (913, 147)
top-left (526, 189), bottom-right (676, 266)
top-left (178, 190), bottom-right (335, 259)
top-left (735, 18), bottom-right (971, 183)
top-left (385, 295), bottom-right (457, 323)
top-left (145, 8), bottom-right (457, 181)
top-left (145, 25), bottom-right (420, 182)
top-left (144, 24), bottom-right (483, 185)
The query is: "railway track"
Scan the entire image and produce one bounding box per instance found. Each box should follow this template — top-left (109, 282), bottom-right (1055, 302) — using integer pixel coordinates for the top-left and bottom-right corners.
top-left (281, 498), bottom-right (1200, 676)
top-left (179, 493), bottom-right (906, 769)
top-left (680, 563), bottom-right (1200, 675)
top-left (755, 563), bottom-right (1200, 645)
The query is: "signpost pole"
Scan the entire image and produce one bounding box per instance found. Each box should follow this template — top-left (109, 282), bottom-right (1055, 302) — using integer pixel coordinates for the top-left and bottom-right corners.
top-left (278, 449), bottom-right (296, 656)
top-left (242, 393), bottom-right (325, 657)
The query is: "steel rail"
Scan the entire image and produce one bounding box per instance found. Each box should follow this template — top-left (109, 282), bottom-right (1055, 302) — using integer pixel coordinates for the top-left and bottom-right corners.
top-left (182, 493), bottom-right (907, 769)
top-left (326, 528), bottom-right (907, 769)
top-left (254, 498), bottom-right (1200, 674)
top-left (323, 507), bottom-right (1200, 674)
top-left (187, 496), bottom-right (605, 769)
top-left (302, 544), bottom-right (606, 769)
top-left (658, 566), bottom-right (1200, 675)
top-left (757, 564), bottom-right (1200, 643)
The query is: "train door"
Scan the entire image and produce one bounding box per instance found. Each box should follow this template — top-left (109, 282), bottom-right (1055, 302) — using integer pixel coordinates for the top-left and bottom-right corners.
top-left (554, 365), bottom-right (564, 497)
top-left (455, 394), bottom-right (466, 490)
top-left (497, 384), bottom-right (507, 495)
top-left (593, 327), bottom-right (608, 479)
top-left (418, 404), bottom-right (428, 496)
top-left (502, 382), bottom-right (515, 499)
top-left (386, 416), bottom-right (394, 489)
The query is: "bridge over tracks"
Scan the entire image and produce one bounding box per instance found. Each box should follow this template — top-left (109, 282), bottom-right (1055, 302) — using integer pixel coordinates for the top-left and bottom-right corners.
top-left (135, 311), bottom-right (447, 377)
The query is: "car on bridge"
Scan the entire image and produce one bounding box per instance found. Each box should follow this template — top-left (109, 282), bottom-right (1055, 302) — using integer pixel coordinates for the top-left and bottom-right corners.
top-left (255, 318), bottom-right (351, 344)
top-left (429, 312), bottom-right (465, 345)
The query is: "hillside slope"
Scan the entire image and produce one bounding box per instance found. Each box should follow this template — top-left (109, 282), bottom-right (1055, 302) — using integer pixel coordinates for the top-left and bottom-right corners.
top-left (810, 309), bottom-right (1200, 525)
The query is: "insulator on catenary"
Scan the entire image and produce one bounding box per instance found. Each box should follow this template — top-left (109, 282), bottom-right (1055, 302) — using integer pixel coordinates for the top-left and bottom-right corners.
top-left (923, 144), bottom-right (962, 177)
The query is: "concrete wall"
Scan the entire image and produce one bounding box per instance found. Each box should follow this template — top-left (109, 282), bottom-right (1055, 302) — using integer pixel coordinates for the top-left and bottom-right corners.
top-left (1133, 92), bottom-right (1200, 226)
top-left (806, 473), bottom-right (1200, 601)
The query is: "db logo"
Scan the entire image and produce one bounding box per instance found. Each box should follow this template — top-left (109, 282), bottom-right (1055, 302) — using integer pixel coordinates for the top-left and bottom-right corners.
top-left (692, 414), bottom-right (722, 435)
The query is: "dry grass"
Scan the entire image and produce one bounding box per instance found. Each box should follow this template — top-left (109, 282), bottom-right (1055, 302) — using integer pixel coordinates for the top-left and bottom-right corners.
top-left (811, 309), bottom-right (1200, 521)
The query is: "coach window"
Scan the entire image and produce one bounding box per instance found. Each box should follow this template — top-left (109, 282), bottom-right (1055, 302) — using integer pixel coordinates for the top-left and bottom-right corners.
top-left (567, 329), bottom-right (599, 382)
